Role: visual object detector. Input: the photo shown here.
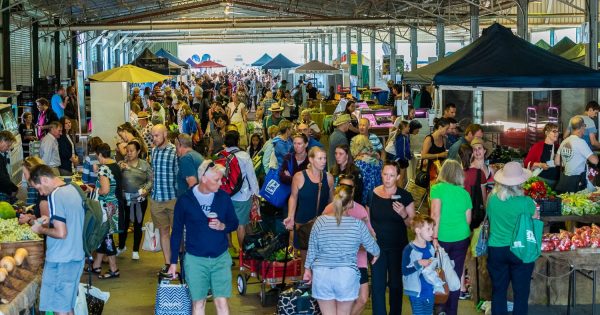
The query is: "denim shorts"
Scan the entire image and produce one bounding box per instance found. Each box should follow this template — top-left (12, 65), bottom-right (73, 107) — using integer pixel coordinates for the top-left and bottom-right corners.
top-left (184, 251), bottom-right (232, 300)
top-left (312, 266), bottom-right (360, 301)
top-left (39, 260), bottom-right (85, 312)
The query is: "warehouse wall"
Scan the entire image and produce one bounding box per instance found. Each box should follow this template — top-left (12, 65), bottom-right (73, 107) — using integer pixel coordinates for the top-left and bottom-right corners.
top-left (148, 42), bottom-right (178, 56)
top-left (38, 31), bottom-right (70, 80)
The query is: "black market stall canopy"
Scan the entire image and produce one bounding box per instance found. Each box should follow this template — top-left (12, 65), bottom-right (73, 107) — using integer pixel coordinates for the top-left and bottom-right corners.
top-left (261, 54), bottom-right (299, 70)
top-left (548, 37), bottom-right (576, 55)
top-left (403, 23), bottom-right (600, 89)
top-left (295, 60), bottom-right (341, 74)
top-left (251, 54), bottom-right (273, 67)
top-left (535, 39), bottom-right (551, 50)
top-left (155, 49), bottom-right (189, 69)
top-left (132, 48), bottom-right (181, 75)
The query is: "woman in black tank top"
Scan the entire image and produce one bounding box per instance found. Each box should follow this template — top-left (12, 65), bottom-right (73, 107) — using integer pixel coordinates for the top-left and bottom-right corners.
top-left (420, 118), bottom-right (450, 186)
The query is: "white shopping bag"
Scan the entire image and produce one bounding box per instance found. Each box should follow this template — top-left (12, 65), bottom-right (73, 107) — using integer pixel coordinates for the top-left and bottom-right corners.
top-left (437, 246), bottom-right (461, 292)
top-left (142, 222), bottom-right (162, 252)
top-left (74, 284), bottom-right (89, 315)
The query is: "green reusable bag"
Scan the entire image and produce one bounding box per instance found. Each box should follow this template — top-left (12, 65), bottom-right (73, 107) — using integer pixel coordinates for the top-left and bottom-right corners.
top-left (510, 213), bottom-right (543, 263)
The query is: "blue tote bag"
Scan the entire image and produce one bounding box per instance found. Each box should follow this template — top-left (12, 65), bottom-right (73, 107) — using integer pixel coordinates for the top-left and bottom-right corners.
top-left (259, 159), bottom-right (292, 208)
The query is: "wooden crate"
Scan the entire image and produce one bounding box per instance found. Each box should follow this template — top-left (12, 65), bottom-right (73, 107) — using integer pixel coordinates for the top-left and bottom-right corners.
top-left (0, 240), bottom-right (44, 270)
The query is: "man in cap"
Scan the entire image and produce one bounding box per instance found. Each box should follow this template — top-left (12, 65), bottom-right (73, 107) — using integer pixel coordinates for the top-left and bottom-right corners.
top-left (328, 114), bottom-right (352, 168)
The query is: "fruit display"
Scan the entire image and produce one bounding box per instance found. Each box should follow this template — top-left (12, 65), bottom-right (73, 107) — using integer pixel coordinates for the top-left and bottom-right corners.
top-left (559, 192), bottom-right (599, 215)
top-left (0, 218), bottom-right (42, 242)
top-left (0, 202), bottom-right (15, 219)
top-left (541, 225), bottom-right (600, 252)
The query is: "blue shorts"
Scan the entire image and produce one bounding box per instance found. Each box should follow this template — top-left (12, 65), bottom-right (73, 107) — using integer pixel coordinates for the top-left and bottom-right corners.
top-left (232, 198), bottom-right (252, 225)
top-left (312, 266), bottom-right (359, 302)
top-left (40, 260), bottom-right (85, 312)
top-left (409, 295), bottom-right (434, 315)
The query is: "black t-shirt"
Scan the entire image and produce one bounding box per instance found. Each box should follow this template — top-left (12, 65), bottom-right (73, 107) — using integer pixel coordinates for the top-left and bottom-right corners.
top-left (368, 188), bottom-right (413, 250)
top-left (539, 143), bottom-right (559, 181)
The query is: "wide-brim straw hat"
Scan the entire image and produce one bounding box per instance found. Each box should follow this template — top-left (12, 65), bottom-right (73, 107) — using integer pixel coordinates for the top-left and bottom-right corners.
top-left (270, 103), bottom-right (284, 112)
top-left (137, 111), bottom-right (150, 119)
top-left (494, 161), bottom-right (532, 186)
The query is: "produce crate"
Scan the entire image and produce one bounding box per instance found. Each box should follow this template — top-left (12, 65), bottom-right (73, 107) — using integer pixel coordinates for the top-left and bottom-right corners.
top-left (537, 198), bottom-right (562, 217)
top-left (0, 240), bottom-right (44, 270)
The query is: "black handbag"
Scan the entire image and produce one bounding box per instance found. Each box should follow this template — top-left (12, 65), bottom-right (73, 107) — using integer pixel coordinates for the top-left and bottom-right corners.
top-left (85, 258), bottom-right (105, 315)
top-left (415, 159), bottom-right (430, 188)
top-left (277, 281), bottom-right (322, 315)
top-left (470, 169), bottom-right (486, 230)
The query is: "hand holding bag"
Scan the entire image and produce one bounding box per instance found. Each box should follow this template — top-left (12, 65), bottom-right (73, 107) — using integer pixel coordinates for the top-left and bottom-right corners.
top-left (155, 255), bottom-right (192, 315)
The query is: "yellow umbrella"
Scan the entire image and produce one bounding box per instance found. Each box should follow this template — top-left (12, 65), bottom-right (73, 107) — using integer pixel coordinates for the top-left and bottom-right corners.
top-left (89, 64), bottom-right (169, 83)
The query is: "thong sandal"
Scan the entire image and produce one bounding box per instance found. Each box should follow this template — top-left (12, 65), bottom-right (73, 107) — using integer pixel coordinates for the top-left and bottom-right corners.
top-left (99, 269), bottom-right (120, 279)
top-left (85, 266), bottom-right (102, 274)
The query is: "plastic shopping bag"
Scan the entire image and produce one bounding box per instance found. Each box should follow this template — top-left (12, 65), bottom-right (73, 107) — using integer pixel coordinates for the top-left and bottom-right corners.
top-left (437, 246), bottom-right (460, 292)
top-left (142, 222), bottom-right (162, 252)
top-left (74, 284), bottom-right (89, 315)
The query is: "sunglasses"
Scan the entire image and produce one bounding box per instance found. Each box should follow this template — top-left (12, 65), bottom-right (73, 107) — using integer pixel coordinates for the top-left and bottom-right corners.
top-left (202, 161), bottom-right (215, 177)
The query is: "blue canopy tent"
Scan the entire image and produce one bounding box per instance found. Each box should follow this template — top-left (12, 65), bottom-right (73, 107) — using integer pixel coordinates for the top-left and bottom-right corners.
top-left (404, 23), bottom-right (600, 89)
top-left (261, 54), bottom-right (299, 70)
top-left (251, 54), bottom-right (273, 67)
top-left (155, 49), bottom-right (189, 69)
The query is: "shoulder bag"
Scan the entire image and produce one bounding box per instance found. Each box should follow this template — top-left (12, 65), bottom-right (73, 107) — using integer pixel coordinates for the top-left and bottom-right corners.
top-left (294, 171), bottom-right (323, 250)
top-left (433, 248), bottom-right (450, 305)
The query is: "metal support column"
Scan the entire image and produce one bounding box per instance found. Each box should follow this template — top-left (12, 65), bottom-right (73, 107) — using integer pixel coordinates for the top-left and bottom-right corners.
top-left (370, 29), bottom-right (376, 88)
top-left (410, 26), bottom-right (417, 71)
top-left (516, 0), bottom-right (528, 40)
top-left (309, 39), bottom-right (313, 61)
top-left (314, 36), bottom-right (319, 61)
top-left (389, 27), bottom-right (397, 83)
top-left (71, 31), bottom-right (78, 76)
top-left (54, 18), bottom-right (60, 81)
top-left (1, 0), bottom-right (10, 90)
top-left (357, 28), bottom-right (363, 87)
top-left (32, 21), bottom-right (39, 91)
top-left (304, 42), bottom-right (307, 63)
top-left (588, 0), bottom-right (598, 70)
top-left (320, 34), bottom-right (326, 63)
top-left (336, 28), bottom-right (342, 63)
top-left (328, 34), bottom-right (333, 64)
top-left (549, 28), bottom-right (556, 46)
top-left (437, 19), bottom-right (445, 60)
top-left (95, 32), bottom-right (102, 73)
top-left (346, 27), bottom-right (351, 67)
top-left (470, 0), bottom-right (480, 43)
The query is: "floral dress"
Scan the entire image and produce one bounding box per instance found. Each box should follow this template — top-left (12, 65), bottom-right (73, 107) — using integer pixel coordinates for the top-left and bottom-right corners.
top-left (96, 164), bottom-right (120, 234)
top-left (355, 157), bottom-right (383, 205)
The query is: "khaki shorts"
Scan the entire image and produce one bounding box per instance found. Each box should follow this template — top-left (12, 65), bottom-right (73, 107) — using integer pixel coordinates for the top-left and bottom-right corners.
top-left (150, 199), bottom-right (176, 229)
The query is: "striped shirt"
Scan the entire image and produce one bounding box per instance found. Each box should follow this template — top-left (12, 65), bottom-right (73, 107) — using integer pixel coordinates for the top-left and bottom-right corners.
top-left (305, 215), bottom-right (380, 270)
top-left (151, 143), bottom-right (178, 201)
top-left (82, 154), bottom-right (99, 184)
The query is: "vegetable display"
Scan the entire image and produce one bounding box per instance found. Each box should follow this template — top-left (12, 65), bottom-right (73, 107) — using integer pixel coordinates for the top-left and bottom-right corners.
top-left (524, 177), bottom-right (556, 200)
top-left (542, 225), bottom-right (600, 252)
top-left (0, 202), bottom-right (15, 219)
top-left (0, 218), bottom-right (42, 242)
top-left (559, 192), bottom-right (599, 216)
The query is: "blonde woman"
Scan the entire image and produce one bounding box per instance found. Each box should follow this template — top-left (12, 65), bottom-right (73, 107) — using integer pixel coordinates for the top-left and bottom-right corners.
top-left (430, 159), bottom-right (472, 315)
top-left (227, 92), bottom-right (248, 148)
top-left (305, 185), bottom-right (380, 315)
top-left (351, 134), bottom-right (383, 205)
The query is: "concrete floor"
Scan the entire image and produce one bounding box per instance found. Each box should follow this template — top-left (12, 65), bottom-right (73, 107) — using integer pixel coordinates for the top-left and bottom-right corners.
top-left (88, 229), bottom-right (484, 315)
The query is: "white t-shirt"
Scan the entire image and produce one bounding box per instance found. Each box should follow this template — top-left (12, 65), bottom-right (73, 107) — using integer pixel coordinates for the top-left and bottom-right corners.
top-left (192, 186), bottom-right (214, 215)
top-left (559, 135), bottom-right (593, 176)
top-left (227, 102), bottom-right (246, 123)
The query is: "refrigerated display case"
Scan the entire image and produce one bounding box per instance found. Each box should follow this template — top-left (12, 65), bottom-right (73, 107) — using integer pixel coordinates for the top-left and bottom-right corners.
top-left (0, 100), bottom-right (23, 185)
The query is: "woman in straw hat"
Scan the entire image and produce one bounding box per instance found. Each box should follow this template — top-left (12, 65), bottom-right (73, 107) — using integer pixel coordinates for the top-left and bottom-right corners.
top-left (486, 161), bottom-right (537, 315)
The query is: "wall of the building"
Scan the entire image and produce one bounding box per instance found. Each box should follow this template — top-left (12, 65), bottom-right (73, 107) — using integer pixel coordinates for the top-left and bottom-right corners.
top-left (149, 42), bottom-right (178, 56)
top-left (38, 31), bottom-right (71, 80)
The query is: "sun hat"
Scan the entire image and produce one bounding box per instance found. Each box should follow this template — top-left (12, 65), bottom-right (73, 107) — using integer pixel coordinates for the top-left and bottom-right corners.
top-left (137, 111), bottom-right (150, 119)
top-left (494, 161), bottom-right (532, 186)
top-left (270, 103), bottom-right (284, 112)
top-left (333, 114), bottom-right (352, 126)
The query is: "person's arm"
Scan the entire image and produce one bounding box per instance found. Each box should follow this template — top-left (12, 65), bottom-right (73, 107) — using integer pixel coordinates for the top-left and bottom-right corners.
top-left (284, 172), bottom-right (304, 229)
top-left (245, 155), bottom-right (260, 195)
top-left (32, 218), bottom-right (67, 239)
top-left (430, 198), bottom-right (441, 247)
top-left (588, 154), bottom-right (599, 165)
top-left (169, 199), bottom-right (186, 267)
top-left (359, 220), bottom-right (380, 260)
top-left (401, 245), bottom-right (422, 276)
top-left (465, 208), bottom-right (472, 225)
top-left (303, 221), bottom-right (319, 284)
top-left (98, 175), bottom-right (110, 196)
top-left (327, 173), bottom-right (334, 203)
top-left (279, 155), bottom-right (293, 184)
top-left (420, 136), bottom-right (439, 160)
top-left (590, 133), bottom-right (600, 149)
top-left (219, 196), bottom-right (239, 233)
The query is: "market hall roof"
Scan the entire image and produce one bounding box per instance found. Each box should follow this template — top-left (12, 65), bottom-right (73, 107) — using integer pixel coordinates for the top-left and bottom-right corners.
top-left (403, 23), bottom-right (600, 89)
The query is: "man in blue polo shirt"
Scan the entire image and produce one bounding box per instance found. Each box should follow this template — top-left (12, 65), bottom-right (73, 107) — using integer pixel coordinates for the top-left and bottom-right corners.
top-left (51, 86), bottom-right (67, 119)
top-left (30, 165), bottom-right (85, 315)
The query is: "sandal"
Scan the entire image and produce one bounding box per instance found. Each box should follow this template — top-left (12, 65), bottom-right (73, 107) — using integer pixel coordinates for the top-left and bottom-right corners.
top-left (99, 269), bottom-right (120, 279)
top-left (85, 266), bottom-right (102, 274)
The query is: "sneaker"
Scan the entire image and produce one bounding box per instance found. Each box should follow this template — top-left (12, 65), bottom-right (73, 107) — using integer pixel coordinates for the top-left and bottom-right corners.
top-left (459, 290), bottom-right (471, 300)
top-left (132, 251), bottom-right (140, 260)
top-left (116, 246), bottom-right (127, 257)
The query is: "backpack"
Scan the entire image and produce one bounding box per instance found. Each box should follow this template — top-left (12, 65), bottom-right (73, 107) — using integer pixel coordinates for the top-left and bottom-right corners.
top-left (215, 149), bottom-right (245, 196)
top-left (70, 183), bottom-right (110, 258)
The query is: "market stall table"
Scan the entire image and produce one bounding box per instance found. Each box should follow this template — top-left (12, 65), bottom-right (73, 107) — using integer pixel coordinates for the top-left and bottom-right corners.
top-left (0, 275), bottom-right (40, 315)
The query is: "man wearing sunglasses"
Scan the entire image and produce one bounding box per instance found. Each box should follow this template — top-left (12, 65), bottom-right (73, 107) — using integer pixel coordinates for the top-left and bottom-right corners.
top-left (168, 160), bottom-right (239, 315)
